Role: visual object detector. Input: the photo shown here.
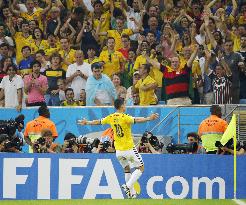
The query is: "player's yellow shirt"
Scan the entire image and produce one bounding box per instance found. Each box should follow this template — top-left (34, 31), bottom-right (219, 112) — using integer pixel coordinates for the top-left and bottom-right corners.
top-left (107, 29), bottom-right (133, 50)
top-left (14, 32), bottom-right (34, 64)
top-left (30, 40), bottom-right (49, 53)
top-left (133, 55), bottom-right (162, 87)
top-left (99, 50), bottom-right (124, 77)
top-left (101, 112), bottom-right (135, 151)
top-left (135, 75), bottom-right (157, 106)
top-left (59, 49), bottom-right (76, 71)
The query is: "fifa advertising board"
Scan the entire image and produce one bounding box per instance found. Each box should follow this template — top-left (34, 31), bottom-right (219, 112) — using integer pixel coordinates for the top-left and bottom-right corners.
top-left (0, 153), bottom-right (246, 200)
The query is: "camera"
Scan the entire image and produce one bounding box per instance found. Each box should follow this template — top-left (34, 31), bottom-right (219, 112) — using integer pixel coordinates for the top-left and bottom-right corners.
top-left (0, 134), bottom-right (24, 152)
top-left (33, 137), bottom-right (47, 153)
top-left (0, 114), bottom-right (25, 137)
top-left (166, 142), bottom-right (198, 154)
top-left (140, 131), bottom-right (163, 150)
top-left (64, 133), bottom-right (100, 153)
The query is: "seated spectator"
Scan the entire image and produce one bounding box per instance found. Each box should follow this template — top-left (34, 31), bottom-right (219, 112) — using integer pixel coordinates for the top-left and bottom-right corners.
top-left (61, 88), bottom-right (82, 106)
top-left (24, 60), bottom-right (48, 107)
top-left (112, 73), bottom-right (127, 100)
top-left (79, 89), bottom-right (86, 106)
top-left (86, 62), bottom-right (117, 106)
top-left (57, 78), bottom-right (66, 103)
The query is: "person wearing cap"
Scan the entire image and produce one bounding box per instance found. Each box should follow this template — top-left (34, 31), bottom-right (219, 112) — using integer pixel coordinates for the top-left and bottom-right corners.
top-left (198, 105), bottom-right (228, 154)
top-left (66, 50), bottom-right (92, 100)
top-left (24, 105), bottom-right (58, 152)
top-left (85, 62), bottom-right (117, 106)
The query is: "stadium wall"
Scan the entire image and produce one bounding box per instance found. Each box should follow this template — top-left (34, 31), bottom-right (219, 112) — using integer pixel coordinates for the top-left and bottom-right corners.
top-left (0, 153), bottom-right (246, 199)
top-left (0, 106), bottom-right (211, 144)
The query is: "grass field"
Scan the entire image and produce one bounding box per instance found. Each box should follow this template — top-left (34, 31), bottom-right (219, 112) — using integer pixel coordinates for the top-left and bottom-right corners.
top-left (0, 199), bottom-right (245, 205)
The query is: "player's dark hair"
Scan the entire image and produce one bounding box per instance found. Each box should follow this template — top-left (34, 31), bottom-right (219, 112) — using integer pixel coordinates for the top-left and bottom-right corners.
top-left (114, 98), bottom-right (124, 110)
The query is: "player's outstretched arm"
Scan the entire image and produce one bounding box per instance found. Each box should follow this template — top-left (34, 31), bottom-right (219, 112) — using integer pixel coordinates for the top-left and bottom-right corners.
top-left (134, 113), bottom-right (159, 123)
top-left (77, 119), bottom-right (101, 125)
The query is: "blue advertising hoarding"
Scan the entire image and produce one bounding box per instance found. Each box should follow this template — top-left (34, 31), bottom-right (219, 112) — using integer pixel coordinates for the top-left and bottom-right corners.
top-left (0, 153), bottom-right (245, 200)
top-left (0, 106), bottom-right (210, 146)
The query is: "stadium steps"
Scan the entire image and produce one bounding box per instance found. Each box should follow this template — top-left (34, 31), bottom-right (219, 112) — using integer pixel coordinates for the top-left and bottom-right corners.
top-left (233, 110), bottom-right (246, 142)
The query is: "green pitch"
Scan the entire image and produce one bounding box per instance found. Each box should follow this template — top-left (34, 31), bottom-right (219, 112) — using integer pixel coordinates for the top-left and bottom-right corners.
top-left (0, 199), bottom-right (243, 205)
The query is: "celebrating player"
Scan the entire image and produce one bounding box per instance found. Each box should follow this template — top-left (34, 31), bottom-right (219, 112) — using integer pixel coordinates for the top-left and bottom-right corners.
top-left (77, 98), bottom-right (159, 198)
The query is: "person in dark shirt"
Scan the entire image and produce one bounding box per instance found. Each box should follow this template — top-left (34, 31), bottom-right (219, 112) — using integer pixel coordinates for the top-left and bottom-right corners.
top-left (44, 53), bottom-right (66, 106)
top-left (237, 35), bottom-right (246, 104)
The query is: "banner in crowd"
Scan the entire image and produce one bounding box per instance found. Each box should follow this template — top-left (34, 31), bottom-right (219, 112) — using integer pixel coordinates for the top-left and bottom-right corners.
top-left (0, 153), bottom-right (245, 200)
top-left (0, 106), bottom-right (210, 145)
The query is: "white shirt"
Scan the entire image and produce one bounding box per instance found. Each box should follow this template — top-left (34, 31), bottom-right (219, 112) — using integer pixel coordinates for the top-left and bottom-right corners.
top-left (95, 89), bottom-right (112, 105)
top-left (126, 7), bottom-right (141, 41)
top-left (0, 75), bottom-right (24, 107)
top-left (66, 62), bottom-right (92, 100)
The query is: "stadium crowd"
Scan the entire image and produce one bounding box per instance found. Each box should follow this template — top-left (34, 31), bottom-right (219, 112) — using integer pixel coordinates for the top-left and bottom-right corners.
top-left (0, 0), bottom-right (245, 109)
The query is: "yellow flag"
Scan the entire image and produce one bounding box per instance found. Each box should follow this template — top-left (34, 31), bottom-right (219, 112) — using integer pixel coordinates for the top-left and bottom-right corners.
top-left (220, 114), bottom-right (237, 146)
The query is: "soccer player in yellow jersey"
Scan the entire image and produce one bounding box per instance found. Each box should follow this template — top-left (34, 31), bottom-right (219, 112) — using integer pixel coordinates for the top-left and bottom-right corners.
top-left (78, 98), bottom-right (159, 198)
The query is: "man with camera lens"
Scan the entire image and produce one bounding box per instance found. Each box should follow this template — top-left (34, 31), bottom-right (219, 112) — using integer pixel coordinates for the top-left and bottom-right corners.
top-left (186, 132), bottom-right (205, 154)
top-left (0, 114), bottom-right (25, 152)
top-left (33, 129), bottom-right (61, 153)
top-left (62, 132), bottom-right (100, 153)
top-left (216, 140), bottom-right (246, 155)
top-left (95, 128), bottom-right (115, 153)
top-left (62, 133), bottom-right (80, 153)
top-left (137, 131), bottom-right (162, 154)
top-left (0, 134), bottom-right (23, 153)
